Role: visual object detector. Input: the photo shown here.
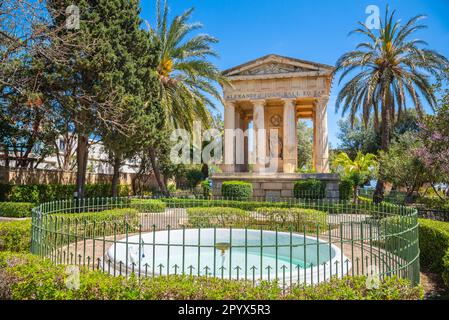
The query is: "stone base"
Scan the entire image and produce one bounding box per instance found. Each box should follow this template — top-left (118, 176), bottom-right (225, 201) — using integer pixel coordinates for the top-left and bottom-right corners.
top-left (210, 173), bottom-right (340, 200)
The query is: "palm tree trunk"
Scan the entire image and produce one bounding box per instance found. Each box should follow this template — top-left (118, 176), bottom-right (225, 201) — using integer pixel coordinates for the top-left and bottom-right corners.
top-left (373, 101), bottom-right (380, 133)
top-left (373, 93), bottom-right (391, 204)
top-left (353, 186), bottom-right (359, 203)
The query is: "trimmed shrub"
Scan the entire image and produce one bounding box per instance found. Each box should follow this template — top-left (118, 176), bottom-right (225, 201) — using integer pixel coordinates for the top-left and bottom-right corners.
top-left (0, 220), bottom-right (31, 252)
top-left (129, 199), bottom-right (166, 213)
top-left (221, 181), bottom-right (253, 200)
top-left (0, 252), bottom-right (424, 300)
top-left (254, 207), bottom-right (328, 232)
top-left (8, 184), bottom-right (41, 203)
top-left (293, 179), bottom-right (326, 199)
top-left (0, 202), bottom-right (35, 218)
top-left (201, 179), bottom-right (212, 198)
top-left (186, 207), bottom-right (249, 228)
top-left (288, 276), bottom-right (423, 300)
top-left (339, 178), bottom-right (354, 201)
top-left (443, 251), bottom-right (449, 286)
top-left (418, 219), bottom-right (449, 284)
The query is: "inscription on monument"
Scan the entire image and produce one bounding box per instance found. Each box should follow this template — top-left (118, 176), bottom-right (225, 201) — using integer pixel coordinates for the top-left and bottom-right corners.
top-left (225, 89), bottom-right (326, 100)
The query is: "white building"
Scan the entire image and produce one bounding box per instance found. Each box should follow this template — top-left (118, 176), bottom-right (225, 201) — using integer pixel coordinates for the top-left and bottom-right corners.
top-left (1, 136), bottom-right (141, 175)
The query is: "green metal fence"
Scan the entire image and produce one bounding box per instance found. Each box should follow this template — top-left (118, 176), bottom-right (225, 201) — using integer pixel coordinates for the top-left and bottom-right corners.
top-left (30, 197), bottom-right (420, 289)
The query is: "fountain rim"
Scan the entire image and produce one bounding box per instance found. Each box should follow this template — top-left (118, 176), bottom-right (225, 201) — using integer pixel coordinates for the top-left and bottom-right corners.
top-left (106, 228), bottom-right (350, 283)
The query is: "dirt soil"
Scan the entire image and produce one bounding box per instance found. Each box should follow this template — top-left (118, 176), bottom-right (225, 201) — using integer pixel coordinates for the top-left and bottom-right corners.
top-left (420, 271), bottom-right (449, 300)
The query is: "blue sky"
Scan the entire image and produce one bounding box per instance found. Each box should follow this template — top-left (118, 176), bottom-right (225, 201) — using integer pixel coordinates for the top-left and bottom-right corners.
top-left (140, 0), bottom-right (449, 147)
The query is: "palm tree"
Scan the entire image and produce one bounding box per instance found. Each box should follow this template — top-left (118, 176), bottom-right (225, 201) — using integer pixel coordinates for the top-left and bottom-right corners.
top-left (332, 152), bottom-right (378, 202)
top-left (335, 6), bottom-right (449, 202)
top-left (147, 0), bottom-right (228, 132)
top-left (146, 0), bottom-right (227, 193)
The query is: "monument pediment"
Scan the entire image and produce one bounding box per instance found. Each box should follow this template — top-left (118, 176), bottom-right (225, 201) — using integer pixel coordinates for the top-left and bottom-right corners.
top-left (239, 62), bottom-right (314, 76)
top-left (222, 54), bottom-right (334, 78)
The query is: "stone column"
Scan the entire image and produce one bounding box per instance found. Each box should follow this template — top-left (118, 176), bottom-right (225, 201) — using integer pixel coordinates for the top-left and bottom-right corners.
top-left (234, 109), bottom-right (244, 172)
top-left (315, 97), bottom-right (330, 173)
top-left (242, 118), bottom-right (249, 172)
top-left (252, 100), bottom-right (266, 173)
top-left (283, 99), bottom-right (297, 173)
top-left (223, 101), bottom-right (236, 173)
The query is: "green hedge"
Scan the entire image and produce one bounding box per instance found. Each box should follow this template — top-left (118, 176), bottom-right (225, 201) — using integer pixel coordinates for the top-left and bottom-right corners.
top-left (254, 207), bottom-right (328, 232)
top-left (0, 184), bottom-right (131, 203)
top-left (0, 252), bottom-right (423, 300)
top-left (50, 208), bottom-right (140, 237)
top-left (161, 198), bottom-right (402, 217)
top-left (129, 199), bottom-right (166, 213)
top-left (0, 202), bottom-right (35, 218)
top-left (416, 196), bottom-right (449, 210)
top-left (293, 179), bottom-right (326, 199)
top-left (221, 181), bottom-right (253, 200)
top-left (419, 219), bottom-right (449, 288)
top-left (0, 220), bottom-right (31, 253)
top-left (186, 207), bottom-right (248, 228)
top-left (185, 206), bottom-right (329, 232)
top-left (162, 198), bottom-right (312, 211)
top-left (339, 178), bottom-right (354, 201)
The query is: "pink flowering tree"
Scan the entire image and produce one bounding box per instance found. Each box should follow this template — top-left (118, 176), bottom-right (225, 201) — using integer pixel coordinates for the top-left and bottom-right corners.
top-left (416, 104), bottom-right (449, 198)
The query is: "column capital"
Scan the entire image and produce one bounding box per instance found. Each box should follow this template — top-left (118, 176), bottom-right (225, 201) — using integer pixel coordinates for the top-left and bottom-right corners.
top-left (224, 101), bottom-right (237, 108)
top-left (315, 96), bottom-right (330, 106)
top-left (283, 98), bottom-right (297, 107)
top-left (251, 99), bottom-right (266, 108)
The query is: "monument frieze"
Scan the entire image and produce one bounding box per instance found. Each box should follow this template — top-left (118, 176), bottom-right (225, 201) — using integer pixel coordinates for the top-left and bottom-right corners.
top-left (225, 89), bottom-right (326, 100)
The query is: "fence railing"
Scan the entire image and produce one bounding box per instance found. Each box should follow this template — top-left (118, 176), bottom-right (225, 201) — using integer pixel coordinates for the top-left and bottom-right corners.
top-left (30, 197), bottom-right (420, 289)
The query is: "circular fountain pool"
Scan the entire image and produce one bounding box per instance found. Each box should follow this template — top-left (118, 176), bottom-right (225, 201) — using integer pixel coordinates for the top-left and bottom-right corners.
top-left (107, 228), bottom-right (350, 284)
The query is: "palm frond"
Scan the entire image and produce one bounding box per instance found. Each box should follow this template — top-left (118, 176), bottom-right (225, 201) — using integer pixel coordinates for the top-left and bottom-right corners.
top-left (147, 0), bottom-right (228, 132)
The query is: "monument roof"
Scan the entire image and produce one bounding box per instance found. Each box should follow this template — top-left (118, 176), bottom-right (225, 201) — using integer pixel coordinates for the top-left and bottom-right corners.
top-left (222, 54), bottom-right (335, 77)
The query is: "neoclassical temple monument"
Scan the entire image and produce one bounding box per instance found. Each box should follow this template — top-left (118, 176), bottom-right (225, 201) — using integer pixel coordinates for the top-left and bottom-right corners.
top-left (211, 55), bottom-right (340, 199)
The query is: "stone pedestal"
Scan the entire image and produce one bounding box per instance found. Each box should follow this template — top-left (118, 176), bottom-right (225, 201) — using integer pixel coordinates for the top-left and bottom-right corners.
top-left (211, 173), bottom-right (340, 200)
